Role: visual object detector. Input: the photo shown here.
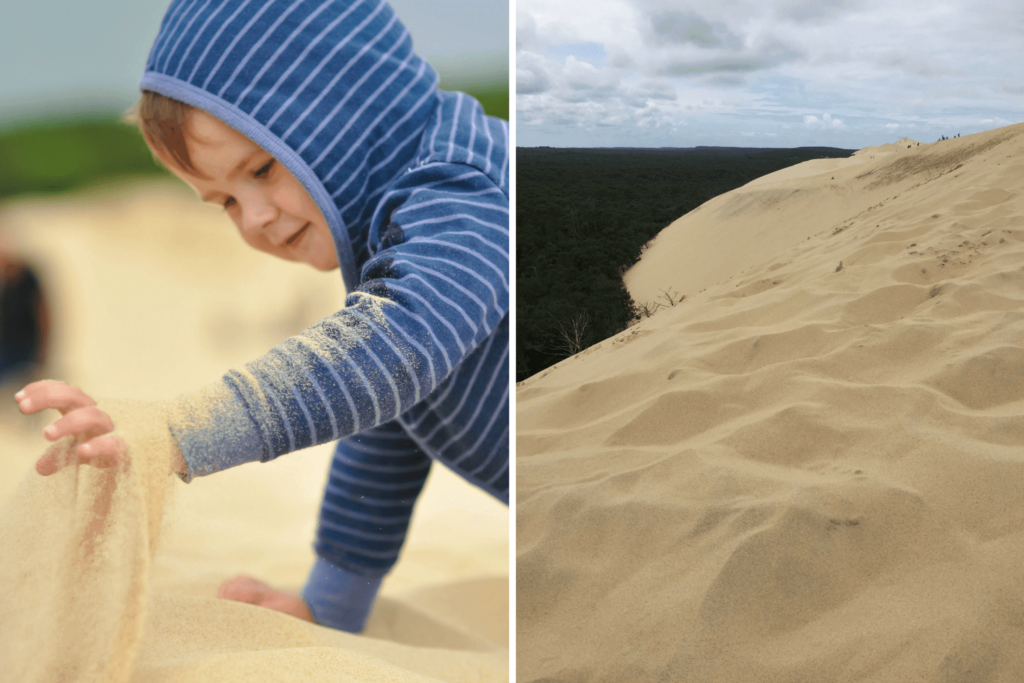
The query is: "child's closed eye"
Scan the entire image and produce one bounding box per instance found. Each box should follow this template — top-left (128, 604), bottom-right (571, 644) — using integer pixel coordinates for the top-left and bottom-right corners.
top-left (254, 159), bottom-right (275, 178)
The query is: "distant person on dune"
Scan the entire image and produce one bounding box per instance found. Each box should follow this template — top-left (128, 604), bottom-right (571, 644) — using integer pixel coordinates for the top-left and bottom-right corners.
top-left (16, 0), bottom-right (508, 634)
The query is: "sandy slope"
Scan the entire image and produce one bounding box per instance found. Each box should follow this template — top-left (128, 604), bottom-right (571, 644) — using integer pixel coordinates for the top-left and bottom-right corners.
top-left (0, 182), bottom-right (508, 682)
top-left (518, 123), bottom-right (1024, 682)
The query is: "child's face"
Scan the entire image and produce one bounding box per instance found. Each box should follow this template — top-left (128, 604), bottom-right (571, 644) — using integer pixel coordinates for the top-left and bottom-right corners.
top-left (154, 110), bottom-right (338, 272)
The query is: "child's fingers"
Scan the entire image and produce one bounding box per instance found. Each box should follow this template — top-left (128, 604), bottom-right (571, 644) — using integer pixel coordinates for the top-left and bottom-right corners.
top-left (76, 435), bottom-right (128, 464)
top-left (34, 436), bottom-right (128, 476)
top-left (216, 575), bottom-right (263, 603)
top-left (35, 445), bottom-right (69, 476)
top-left (16, 380), bottom-right (96, 416)
top-left (43, 406), bottom-right (114, 442)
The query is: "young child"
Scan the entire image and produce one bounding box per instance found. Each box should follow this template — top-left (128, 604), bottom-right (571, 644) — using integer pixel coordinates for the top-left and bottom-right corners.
top-left (16, 0), bottom-right (508, 634)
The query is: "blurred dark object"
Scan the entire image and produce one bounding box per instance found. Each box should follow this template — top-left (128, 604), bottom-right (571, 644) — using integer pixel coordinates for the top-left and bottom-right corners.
top-left (0, 251), bottom-right (49, 385)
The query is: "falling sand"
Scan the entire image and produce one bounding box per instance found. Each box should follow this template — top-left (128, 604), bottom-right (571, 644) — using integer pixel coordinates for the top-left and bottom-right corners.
top-left (518, 123), bottom-right (1024, 682)
top-left (0, 182), bottom-right (507, 682)
top-left (0, 400), bottom-right (173, 682)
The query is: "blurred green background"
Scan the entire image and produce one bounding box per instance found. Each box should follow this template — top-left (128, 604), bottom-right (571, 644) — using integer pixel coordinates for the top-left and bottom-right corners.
top-left (0, 0), bottom-right (508, 203)
top-left (0, 83), bottom-right (508, 203)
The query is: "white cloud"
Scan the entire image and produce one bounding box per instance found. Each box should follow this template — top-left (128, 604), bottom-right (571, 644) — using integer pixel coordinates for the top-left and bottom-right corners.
top-left (648, 10), bottom-right (743, 49)
top-left (803, 113), bottom-right (844, 129)
top-left (517, 0), bottom-right (1024, 147)
top-left (978, 117), bottom-right (1014, 126)
top-left (516, 51), bottom-right (550, 94)
top-left (773, 0), bottom-right (867, 24)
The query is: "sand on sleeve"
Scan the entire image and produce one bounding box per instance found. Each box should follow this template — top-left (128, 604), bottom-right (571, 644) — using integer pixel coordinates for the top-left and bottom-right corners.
top-left (518, 123), bottom-right (1024, 682)
top-left (0, 183), bottom-right (508, 683)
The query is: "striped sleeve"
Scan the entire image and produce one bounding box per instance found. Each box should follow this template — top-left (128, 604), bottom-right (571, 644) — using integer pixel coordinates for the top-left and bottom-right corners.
top-left (300, 421), bottom-right (432, 632)
top-left (171, 162), bottom-right (509, 479)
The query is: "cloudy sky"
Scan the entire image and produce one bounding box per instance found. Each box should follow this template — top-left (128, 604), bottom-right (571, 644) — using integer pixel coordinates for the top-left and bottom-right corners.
top-left (0, 0), bottom-right (507, 127)
top-left (517, 0), bottom-right (1024, 148)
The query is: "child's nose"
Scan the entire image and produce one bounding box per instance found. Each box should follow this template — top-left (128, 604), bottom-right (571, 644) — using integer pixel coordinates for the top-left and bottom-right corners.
top-left (239, 197), bottom-right (278, 235)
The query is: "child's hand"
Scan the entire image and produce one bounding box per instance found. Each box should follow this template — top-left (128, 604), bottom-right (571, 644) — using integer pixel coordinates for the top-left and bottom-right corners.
top-left (15, 380), bottom-right (127, 476)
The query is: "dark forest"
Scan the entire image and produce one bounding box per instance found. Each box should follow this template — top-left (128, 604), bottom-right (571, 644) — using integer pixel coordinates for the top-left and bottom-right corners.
top-left (516, 145), bottom-right (856, 382)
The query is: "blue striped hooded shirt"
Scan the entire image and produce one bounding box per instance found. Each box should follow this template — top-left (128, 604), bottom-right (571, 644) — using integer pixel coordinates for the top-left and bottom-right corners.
top-left (142, 0), bottom-right (509, 512)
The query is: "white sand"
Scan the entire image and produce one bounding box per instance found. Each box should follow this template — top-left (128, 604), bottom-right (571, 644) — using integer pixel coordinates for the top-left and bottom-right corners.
top-left (518, 123), bottom-right (1024, 682)
top-left (0, 182), bottom-right (508, 682)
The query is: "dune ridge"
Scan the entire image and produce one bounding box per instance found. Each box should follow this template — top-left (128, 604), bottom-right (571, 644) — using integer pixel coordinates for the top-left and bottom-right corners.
top-left (518, 123), bottom-right (1024, 682)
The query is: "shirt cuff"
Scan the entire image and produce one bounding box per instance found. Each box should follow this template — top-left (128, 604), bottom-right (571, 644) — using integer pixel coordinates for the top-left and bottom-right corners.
top-left (300, 557), bottom-right (384, 633)
top-left (169, 382), bottom-right (265, 482)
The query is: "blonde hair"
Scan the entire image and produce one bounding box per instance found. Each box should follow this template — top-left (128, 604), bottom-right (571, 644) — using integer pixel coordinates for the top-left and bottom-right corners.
top-left (125, 91), bottom-right (201, 175)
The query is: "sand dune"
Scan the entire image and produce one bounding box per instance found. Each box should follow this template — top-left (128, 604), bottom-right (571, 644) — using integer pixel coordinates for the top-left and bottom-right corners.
top-left (518, 123), bottom-right (1024, 682)
top-left (0, 182), bottom-right (508, 682)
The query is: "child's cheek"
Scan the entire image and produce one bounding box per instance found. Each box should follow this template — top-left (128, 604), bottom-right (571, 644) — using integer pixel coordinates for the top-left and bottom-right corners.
top-left (267, 181), bottom-right (292, 212)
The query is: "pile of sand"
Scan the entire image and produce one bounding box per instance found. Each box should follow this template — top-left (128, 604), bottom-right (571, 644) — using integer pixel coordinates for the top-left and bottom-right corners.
top-left (0, 183), bottom-right (508, 682)
top-left (518, 123), bottom-right (1024, 682)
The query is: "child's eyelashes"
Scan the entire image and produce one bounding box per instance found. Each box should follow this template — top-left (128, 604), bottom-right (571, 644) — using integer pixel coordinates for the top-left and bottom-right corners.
top-left (204, 159), bottom-right (275, 210)
top-left (254, 159), bottom-right (275, 178)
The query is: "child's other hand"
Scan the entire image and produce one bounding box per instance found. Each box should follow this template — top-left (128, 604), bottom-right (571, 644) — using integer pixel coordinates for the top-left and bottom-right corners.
top-left (15, 380), bottom-right (127, 476)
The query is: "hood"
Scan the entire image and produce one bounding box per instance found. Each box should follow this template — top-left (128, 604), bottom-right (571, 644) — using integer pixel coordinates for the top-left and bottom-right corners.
top-left (140, 0), bottom-right (440, 290)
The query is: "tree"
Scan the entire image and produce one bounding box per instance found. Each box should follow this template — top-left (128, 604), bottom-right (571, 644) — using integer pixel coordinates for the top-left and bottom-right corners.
top-left (658, 287), bottom-right (685, 307)
top-left (548, 309), bottom-right (593, 358)
top-left (634, 301), bottom-right (661, 318)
